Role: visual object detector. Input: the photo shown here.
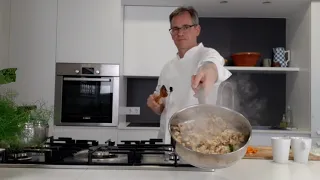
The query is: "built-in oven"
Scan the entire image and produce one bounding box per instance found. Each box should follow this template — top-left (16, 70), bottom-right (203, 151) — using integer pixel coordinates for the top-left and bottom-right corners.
top-left (54, 63), bottom-right (119, 127)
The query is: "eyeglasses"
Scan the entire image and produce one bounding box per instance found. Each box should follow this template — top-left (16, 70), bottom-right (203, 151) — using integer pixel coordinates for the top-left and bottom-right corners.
top-left (169, 24), bottom-right (197, 35)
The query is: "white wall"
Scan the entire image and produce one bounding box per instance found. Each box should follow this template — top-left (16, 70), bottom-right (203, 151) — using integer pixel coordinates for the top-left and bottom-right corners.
top-left (286, 3), bottom-right (311, 130)
top-left (0, 0), bottom-right (10, 69)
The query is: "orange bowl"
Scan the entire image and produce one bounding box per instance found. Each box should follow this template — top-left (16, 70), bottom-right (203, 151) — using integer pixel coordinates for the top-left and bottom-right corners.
top-left (231, 52), bottom-right (261, 66)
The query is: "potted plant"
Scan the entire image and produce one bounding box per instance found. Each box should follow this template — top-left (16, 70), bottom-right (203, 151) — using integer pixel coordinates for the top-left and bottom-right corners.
top-left (0, 68), bottom-right (31, 150)
top-left (0, 68), bottom-right (54, 150)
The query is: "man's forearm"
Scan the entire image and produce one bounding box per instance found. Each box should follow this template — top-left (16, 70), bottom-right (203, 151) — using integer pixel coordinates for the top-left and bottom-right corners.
top-left (199, 62), bottom-right (218, 83)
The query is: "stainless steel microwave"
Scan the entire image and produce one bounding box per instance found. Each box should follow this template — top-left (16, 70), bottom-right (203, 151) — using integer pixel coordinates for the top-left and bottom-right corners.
top-left (54, 63), bottom-right (119, 127)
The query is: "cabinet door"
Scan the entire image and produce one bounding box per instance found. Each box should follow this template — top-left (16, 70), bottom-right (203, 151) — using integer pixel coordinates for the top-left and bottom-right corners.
top-left (124, 6), bottom-right (177, 76)
top-left (56, 0), bottom-right (122, 64)
top-left (8, 0), bottom-right (57, 106)
top-left (311, 2), bottom-right (320, 138)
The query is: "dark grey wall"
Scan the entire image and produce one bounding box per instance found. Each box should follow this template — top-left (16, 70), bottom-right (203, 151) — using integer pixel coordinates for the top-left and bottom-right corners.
top-left (198, 18), bottom-right (286, 65)
top-left (126, 78), bottom-right (160, 126)
top-left (126, 18), bottom-right (287, 127)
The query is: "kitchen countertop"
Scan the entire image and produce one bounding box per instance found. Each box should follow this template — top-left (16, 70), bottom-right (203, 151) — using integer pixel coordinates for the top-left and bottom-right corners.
top-left (117, 122), bottom-right (312, 134)
top-left (0, 159), bottom-right (319, 180)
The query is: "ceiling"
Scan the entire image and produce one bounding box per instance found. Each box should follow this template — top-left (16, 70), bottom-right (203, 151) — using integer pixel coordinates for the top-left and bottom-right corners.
top-left (121, 0), bottom-right (311, 18)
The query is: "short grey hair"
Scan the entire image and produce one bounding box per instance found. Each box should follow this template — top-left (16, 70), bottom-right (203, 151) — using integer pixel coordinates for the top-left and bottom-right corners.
top-left (169, 6), bottom-right (199, 26)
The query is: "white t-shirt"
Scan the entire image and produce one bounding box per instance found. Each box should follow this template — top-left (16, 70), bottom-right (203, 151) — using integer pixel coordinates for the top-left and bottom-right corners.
top-left (155, 43), bottom-right (232, 144)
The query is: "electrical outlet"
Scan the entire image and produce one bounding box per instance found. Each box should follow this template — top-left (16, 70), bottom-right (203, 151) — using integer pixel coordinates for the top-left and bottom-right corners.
top-left (119, 107), bottom-right (140, 115)
top-left (128, 107), bottom-right (140, 115)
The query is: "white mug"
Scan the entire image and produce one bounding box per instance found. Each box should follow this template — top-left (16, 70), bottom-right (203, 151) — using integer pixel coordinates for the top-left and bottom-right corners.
top-left (291, 137), bottom-right (312, 164)
top-left (271, 137), bottom-right (291, 163)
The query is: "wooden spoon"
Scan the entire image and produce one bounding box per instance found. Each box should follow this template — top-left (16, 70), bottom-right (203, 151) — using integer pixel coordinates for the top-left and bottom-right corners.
top-left (154, 85), bottom-right (168, 104)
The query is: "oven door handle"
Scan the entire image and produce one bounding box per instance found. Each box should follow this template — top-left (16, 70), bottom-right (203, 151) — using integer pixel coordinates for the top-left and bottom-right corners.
top-left (63, 77), bottom-right (111, 82)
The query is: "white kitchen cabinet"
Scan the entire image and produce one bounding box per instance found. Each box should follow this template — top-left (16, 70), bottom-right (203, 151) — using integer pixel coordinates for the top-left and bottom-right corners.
top-left (56, 0), bottom-right (122, 64)
top-left (8, 0), bottom-right (57, 106)
top-left (285, 1), bottom-right (320, 140)
top-left (7, 0), bottom-right (57, 136)
top-left (311, 1), bottom-right (320, 138)
top-left (0, 0), bottom-right (10, 69)
top-left (285, 3), bottom-right (312, 133)
top-left (123, 6), bottom-right (177, 76)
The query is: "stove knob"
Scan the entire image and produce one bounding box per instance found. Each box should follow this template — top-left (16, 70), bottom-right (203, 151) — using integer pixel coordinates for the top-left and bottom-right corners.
top-left (75, 70), bottom-right (80, 74)
top-left (96, 70), bottom-right (100, 74)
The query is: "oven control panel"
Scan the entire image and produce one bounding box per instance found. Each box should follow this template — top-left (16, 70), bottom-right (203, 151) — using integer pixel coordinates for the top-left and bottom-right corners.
top-left (56, 63), bottom-right (119, 77)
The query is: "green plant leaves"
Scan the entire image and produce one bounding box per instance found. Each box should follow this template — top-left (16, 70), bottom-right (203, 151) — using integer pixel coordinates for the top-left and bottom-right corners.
top-left (0, 68), bottom-right (17, 85)
top-left (0, 91), bottom-right (30, 149)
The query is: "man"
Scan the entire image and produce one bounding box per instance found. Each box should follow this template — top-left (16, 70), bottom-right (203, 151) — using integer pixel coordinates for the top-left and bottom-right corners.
top-left (147, 6), bottom-right (232, 144)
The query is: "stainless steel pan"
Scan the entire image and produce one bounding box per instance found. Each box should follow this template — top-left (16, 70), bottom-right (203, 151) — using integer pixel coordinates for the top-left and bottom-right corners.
top-left (168, 88), bottom-right (252, 170)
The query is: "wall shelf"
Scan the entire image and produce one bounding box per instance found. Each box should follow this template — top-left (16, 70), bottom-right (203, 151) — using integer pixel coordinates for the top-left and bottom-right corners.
top-left (225, 66), bottom-right (300, 73)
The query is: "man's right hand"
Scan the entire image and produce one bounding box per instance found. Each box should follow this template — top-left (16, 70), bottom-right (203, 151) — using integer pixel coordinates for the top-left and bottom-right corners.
top-left (147, 94), bottom-right (164, 115)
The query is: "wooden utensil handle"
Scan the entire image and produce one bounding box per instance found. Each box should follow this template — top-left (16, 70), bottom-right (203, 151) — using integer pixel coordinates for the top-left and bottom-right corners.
top-left (154, 95), bottom-right (161, 104)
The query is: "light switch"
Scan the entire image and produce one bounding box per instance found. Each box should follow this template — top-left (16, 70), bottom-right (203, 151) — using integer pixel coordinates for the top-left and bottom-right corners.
top-left (317, 130), bottom-right (320, 135)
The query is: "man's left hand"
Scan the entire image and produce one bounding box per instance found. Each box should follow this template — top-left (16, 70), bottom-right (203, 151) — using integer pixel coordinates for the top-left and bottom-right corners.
top-left (191, 62), bottom-right (218, 96)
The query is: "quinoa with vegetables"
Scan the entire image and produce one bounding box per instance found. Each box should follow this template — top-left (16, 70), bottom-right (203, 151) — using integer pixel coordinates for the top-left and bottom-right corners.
top-left (171, 115), bottom-right (247, 154)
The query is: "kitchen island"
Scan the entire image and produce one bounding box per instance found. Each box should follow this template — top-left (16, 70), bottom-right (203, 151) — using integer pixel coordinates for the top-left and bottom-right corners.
top-left (0, 159), bottom-right (319, 180)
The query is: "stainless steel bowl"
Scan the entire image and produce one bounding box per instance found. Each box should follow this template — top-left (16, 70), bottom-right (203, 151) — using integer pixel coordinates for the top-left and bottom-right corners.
top-left (168, 104), bottom-right (252, 170)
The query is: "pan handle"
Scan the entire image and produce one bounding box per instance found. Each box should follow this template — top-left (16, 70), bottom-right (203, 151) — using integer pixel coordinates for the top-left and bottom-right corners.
top-left (195, 85), bottom-right (206, 104)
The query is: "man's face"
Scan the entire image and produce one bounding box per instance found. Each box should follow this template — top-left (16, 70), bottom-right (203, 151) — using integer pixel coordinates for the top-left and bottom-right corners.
top-left (170, 12), bottom-right (201, 50)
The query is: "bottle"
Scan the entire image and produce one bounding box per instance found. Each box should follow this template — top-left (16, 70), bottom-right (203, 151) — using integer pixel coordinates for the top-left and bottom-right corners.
top-left (286, 106), bottom-right (294, 129)
top-left (279, 114), bottom-right (287, 129)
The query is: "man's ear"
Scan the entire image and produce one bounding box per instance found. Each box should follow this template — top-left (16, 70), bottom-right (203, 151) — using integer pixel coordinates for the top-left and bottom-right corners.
top-left (196, 25), bottom-right (201, 36)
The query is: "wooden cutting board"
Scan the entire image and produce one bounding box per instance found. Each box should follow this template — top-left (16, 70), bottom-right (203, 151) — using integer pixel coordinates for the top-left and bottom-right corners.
top-left (243, 146), bottom-right (320, 161)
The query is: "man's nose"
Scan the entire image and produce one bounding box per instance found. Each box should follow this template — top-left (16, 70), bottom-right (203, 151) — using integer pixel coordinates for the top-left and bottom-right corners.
top-left (177, 29), bottom-right (184, 36)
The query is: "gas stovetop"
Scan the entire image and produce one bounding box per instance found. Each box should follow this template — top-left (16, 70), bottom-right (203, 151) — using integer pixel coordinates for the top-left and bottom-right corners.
top-left (0, 137), bottom-right (193, 168)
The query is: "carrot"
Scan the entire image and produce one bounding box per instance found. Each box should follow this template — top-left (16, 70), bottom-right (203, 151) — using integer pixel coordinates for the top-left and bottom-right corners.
top-left (246, 146), bottom-right (258, 154)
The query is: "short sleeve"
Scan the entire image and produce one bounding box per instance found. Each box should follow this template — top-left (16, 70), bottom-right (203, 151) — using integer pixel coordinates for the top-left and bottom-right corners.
top-left (198, 48), bottom-right (232, 84)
